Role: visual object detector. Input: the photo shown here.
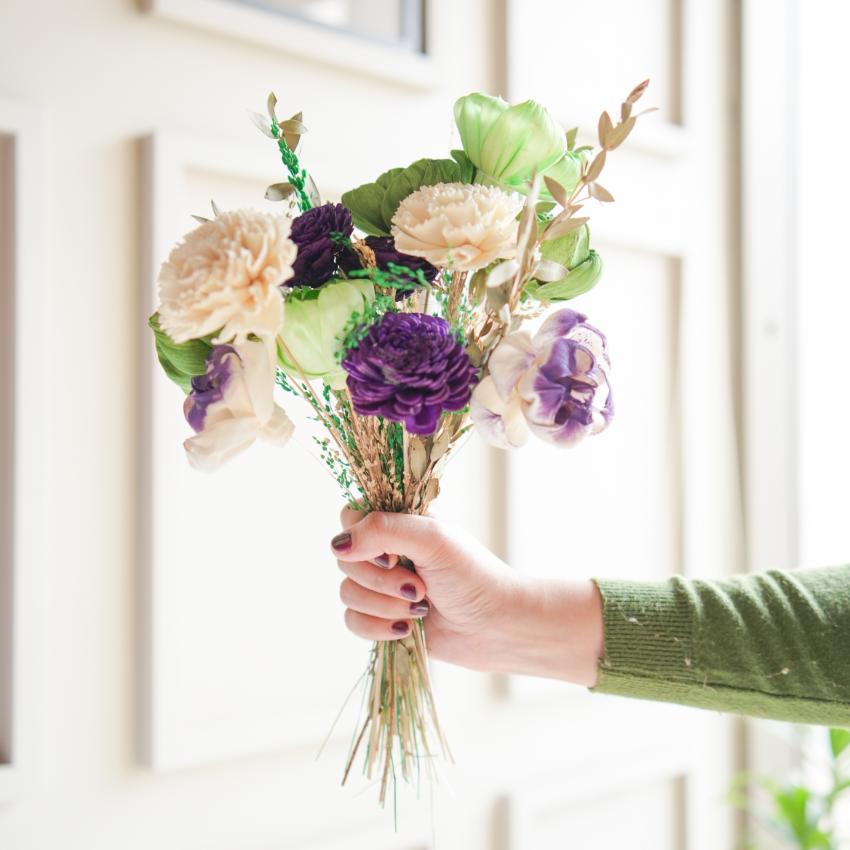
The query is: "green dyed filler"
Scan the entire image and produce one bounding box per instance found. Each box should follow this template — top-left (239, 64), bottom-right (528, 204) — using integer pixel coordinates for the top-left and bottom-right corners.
top-left (386, 421), bottom-right (405, 495)
top-left (271, 117), bottom-right (311, 213)
top-left (592, 565), bottom-right (850, 727)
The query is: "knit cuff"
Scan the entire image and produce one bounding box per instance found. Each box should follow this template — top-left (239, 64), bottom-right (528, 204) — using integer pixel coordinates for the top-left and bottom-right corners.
top-left (592, 577), bottom-right (698, 687)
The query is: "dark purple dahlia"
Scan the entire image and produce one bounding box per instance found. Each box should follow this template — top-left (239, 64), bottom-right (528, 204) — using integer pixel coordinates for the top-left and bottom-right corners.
top-left (342, 312), bottom-right (479, 436)
top-left (183, 345), bottom-right (235, 432)
top-left (365, 236), bottom-right (438, 298)
top-left (289, 203), bottom-right (354, 287)
top-left (339, 236), bottom-right (438, 300)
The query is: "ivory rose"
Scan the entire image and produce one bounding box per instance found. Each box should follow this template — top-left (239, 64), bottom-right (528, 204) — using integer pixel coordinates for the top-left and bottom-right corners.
top-left (391, 182), bottom-right (522, 271)
top-left (158, 209), bottom-right (296, 345)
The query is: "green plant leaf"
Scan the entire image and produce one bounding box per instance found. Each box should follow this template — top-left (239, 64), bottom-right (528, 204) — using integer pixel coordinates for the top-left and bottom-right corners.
top-left (450, 148), bottom-right (476, 182)
top-left (376, 167), bottom-right (404, 190)
top-left (341, 181), bottom-right (390, 236)
top-left (830, 728), bottom-right (850, 759)
top-left (771, 786), bottom-right (832, 850)
top-left (149, 312), bottom-right (212, 393)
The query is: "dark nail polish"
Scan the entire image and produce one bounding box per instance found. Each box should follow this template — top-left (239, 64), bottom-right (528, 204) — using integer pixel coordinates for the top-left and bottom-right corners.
top-left (410, 600), bottom-right (430, 617)
top-left (391, 621), bottom-right (410, 635)
top-left (400, 583), bottom-right (418, 600)
top-left (331, 532), bottom-right (352, 552)
top-left (374, 553), bottom-right (391, 569)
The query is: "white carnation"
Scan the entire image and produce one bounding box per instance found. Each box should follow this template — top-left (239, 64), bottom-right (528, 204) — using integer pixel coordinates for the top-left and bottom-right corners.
top-left (390, 182), bottom-right (523, 272)
top-left (158, 209), bottom-right (296, 344)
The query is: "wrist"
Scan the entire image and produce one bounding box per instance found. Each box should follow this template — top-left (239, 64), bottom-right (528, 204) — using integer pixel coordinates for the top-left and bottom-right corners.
top-left (489, 576), bottom-right (604, 686)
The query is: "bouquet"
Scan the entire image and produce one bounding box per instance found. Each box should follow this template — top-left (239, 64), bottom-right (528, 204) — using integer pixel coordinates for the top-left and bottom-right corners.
top-left (148, 81), bottom-right (651, 803)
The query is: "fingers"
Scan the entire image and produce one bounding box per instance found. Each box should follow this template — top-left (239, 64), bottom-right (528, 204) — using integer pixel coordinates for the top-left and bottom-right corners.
top-left (336, 559), bottom-right (427, 603)
top-left (344, 609), bottom-right (416, 641)
top-left (338, 508), bottom-right (400, 569)
top-left (339, 578), bottom-right (430, 620)
top-left (330, 512), bottom-right (444, 569)
top-left (339, 506), bottom-right (365, 531)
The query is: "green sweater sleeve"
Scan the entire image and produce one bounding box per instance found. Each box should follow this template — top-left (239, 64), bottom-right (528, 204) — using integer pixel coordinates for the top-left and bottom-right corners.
top-left (591, 566), bottom-right (850, 727)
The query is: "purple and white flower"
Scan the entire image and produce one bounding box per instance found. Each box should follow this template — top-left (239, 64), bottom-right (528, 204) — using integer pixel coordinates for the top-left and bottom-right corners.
top-left (183, 341), bottom-right (294, 471)
top-left (470, 308), bottom-right (613, 449)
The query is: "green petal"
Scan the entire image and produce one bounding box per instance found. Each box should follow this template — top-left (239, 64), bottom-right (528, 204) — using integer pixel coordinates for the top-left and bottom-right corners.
top-left (148, 312), bottom-right (212, 393)
top-left (453, 92), bottom-right (508, 167)
top-left (540, 224), bottom-right (590, 269)
top-left (479, 99), bottom-right (565, 183)
top-left (541, 151), bottom-right (584, 197)
top-left (526, 248), bottom-right (603, 302)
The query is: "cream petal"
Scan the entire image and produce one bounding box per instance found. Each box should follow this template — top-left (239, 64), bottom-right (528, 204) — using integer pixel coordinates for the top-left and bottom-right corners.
top-left (389, 183), bottom-right (522, 271)
top-left (233, 340), bottom-right (277, 424)
top-left (469, 377), bottom-right (529, 450)
top-left (469, 377), bottom-right (528, 449)
top-left (488, 332), bottom-right (535, 400)
top-left (260, 405), bottom-right (295, 447)
top-left (183, 416), bottom-right (263, 471)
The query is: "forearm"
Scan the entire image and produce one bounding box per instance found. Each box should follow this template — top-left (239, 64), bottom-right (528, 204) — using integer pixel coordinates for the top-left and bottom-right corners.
top-left (494, 566), bottom-right (850, 728)
top-left (592, 566), bottom-right (850, 726)
top-left (489, 577), bottom-right (604, 686)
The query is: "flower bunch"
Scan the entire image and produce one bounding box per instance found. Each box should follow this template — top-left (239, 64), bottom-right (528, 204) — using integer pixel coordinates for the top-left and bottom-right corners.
top-left (149, 81), bottom-right (652, 804)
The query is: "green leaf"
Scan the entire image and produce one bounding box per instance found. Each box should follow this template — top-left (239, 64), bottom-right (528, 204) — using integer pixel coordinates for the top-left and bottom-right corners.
top-left (341, 181), bottom-right (390, 236)
top-left (450, 148), bottom-right (476, 183)
top-left (830, 728), bottom-right (850, 759)
top-left (771, 786), bottom-right (832, 850)
top-left (148, 312), bottom-right (212, 393)
top-left (376, 167), bottom-right (404, 190)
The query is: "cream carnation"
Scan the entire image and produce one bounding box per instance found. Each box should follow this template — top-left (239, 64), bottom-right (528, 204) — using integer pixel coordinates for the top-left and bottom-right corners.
top-left (157, 209), bottom-right (296, 345)
top-left (390, 182), bottom-right (522, 271)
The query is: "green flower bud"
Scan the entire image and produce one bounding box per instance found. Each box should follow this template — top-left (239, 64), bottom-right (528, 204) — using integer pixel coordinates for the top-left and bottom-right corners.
top-left (454, 93), bottom-right (567, 187)
top-left (278, 279), bottom-right (374, 389)
top-left (526, 225), bottom-right (603, 302)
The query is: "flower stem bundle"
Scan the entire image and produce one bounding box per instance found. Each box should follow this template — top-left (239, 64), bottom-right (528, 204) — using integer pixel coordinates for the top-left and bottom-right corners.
top-left (149, 80), bottom-right (652, 804)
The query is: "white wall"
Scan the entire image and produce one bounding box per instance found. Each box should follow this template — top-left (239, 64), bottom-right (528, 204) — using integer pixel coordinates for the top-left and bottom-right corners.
top-left (796, 1), bottom-right (850, 570)
top-left (0, 1), bottom-right (744, 848)
top-left (0, 1), bottom-right (500, 846)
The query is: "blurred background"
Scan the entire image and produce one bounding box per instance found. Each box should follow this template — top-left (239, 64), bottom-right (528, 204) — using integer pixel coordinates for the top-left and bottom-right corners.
top-left (1, 0), bottom-right (848, 848)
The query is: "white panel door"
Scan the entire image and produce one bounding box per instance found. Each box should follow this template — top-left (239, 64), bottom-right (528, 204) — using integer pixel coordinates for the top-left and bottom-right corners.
top-left (497, 1), bottom-right (742, 849)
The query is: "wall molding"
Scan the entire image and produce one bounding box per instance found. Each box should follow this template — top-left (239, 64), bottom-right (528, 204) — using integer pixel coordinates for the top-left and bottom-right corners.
top-left (140, 131), bottom-right (370, 771)
top-left (0, 97), bottom-right (44, 805)
top-left (142, 0), bottom-right (440, 90)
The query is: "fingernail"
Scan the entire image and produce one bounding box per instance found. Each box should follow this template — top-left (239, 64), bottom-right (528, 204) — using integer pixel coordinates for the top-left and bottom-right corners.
top-left (410, 600), bottom-right (430, 617)
top-left (374, 553), bottom-right (392, 569)
top-left (400, 583), bottom-right (418, 600)
top-left (391, 621), bottom-right (410, 635)
top-left (331, 532), bottom-right (352, 552)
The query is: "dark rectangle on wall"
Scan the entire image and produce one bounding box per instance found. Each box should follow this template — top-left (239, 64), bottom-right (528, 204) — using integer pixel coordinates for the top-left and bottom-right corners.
top-left (0, 133), bottom-right (15, 765)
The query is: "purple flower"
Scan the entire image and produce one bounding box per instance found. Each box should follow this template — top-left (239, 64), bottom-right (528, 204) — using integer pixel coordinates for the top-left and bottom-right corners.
top-left (342, 312), bottom-right (479, 436)
top-left (339, 236), bottom-right (438, 300)
top-left (182, 341), bottom-right (293, 471)
top-left (289, 203), bottom-right (354, 287)
top-left (365, 236), bottom-right (438, 299)
top-left (470, 308), bottom-right (612, 448)
top-left (184, 345), bottom-right (235, 432)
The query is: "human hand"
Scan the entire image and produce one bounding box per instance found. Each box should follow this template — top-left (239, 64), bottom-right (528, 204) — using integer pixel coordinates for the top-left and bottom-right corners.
top-left (330, 511), bottom-right (604, 685)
